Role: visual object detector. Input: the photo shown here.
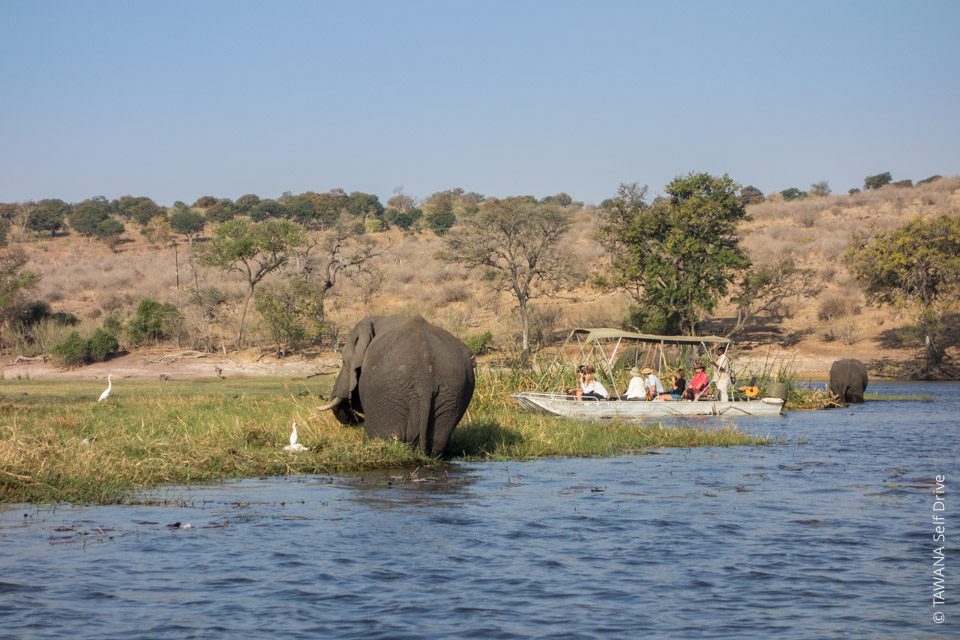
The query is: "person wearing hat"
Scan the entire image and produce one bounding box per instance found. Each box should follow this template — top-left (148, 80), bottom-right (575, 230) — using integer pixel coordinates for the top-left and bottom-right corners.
top-left (568, 364), bottom-right (609, 401)
top-left (711, 344), bottom-right (731, 402)
top-left (641, 366), bottom-right (664, 400)
top-left (623, 366), bottom-right (647, 400)
top-left (684, 363), bottom-right (710, 400)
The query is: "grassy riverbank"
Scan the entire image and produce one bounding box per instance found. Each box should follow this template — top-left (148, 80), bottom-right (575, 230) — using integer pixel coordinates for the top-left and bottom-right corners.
top-left (1, 375), bottom-right (772, 504)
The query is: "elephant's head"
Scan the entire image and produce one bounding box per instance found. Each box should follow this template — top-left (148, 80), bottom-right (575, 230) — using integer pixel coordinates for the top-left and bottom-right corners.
top-left (319, 316), bottom-right (405, 425)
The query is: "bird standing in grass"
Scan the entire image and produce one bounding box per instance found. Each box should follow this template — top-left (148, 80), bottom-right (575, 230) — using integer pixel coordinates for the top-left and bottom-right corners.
top-left (283, 422), bottom-right (307, 451)
top-left (98, 375), bottom-right (113, 402)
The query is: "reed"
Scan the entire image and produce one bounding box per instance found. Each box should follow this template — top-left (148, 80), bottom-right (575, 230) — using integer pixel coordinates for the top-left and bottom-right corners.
top-left (1, 373), bottom-right (771, 504)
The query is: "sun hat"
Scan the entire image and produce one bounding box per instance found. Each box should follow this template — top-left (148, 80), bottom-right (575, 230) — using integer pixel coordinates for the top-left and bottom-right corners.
top-left (640, 367), bottom-right (653, 375)
top-left (630, 367), bottom-right (642, 377)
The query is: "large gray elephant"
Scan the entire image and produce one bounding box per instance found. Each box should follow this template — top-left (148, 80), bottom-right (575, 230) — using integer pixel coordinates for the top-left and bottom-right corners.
top-left (317, 315), bottom-right (475, 455)
top-left (829, 358), bottom-right (868, 403)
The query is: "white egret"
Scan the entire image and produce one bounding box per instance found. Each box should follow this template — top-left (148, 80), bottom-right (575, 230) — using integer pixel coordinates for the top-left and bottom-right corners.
top-left (98, 375), bottom-right (113, 402)
top-left (283, 421), bottom-right (308, 451)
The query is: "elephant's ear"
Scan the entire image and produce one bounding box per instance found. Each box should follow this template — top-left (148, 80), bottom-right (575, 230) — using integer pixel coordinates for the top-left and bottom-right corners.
top-left (346, 316), bottom-right (377, 396)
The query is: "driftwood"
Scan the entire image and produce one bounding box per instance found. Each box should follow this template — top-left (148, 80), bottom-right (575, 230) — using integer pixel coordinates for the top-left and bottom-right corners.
top-left (4, 355), bottom-right (49, 366)
top-left (144, 350), bottom-right (209, 364)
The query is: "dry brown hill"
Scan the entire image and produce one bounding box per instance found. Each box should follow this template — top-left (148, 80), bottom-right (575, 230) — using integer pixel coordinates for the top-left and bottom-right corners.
top-left (6, 177), bottom-right (960, 380)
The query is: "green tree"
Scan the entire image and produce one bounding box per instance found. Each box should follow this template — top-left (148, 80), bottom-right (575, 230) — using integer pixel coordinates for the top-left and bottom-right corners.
top-left (205, 199), bottom-right (237, 223)
top-left (738, 185), bottom-right (765, 205)
top-left (254, 279), bottom-right (326, 356)
top-left (845, 214), bottom-right (960, 372)
top-left (69, 196), bottom-right (113, 237)
top-left (249, 199), bottom-right (286, 222)
top-left (95, 217), bottom-right (126, 248)
top-left (126, 298), bottom-right (183, 346)
top-left (0, 247), bottom-right (37, 348)
top-left (196, 219), bottom-right (306, 347)
top-left (425, 208), bottom-right (456, 235)
top-left (28, 199), bottom-right (71, 236)
top-left (864, 172), bottom-right (892, 190)
top-left (438, 197), bottom-right (575, 360)
top-left (810, 180), bottom-right (831, 197)
top-left (779, 187), bottom-right (807, 201)
top-left (124, 198), bottom-right (167, 227)
top-left (235, 193), bottom-right (261, 213)
top-left (169, 209), bottom-right (205, 243)
top-left (346, 192), bottom-right (384, 222)
top-left (599, 173), bottom-right (752, 335)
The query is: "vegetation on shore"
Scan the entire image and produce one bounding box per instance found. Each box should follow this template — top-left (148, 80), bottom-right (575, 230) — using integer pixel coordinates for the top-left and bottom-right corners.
top-left (0, 373), bottom-right (771, 505)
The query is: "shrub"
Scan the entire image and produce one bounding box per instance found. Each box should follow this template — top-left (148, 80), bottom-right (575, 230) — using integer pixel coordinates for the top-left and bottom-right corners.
top-left (780, 188), bottom-right (807, 201)
top-left (87, 328), bottom-right (120, 362)
top-left (126, 299), bottom-right (182, 346)
top-left (466, 331), bottom-right (494, 355)
top-left (864, 172), bottom-right (892, 190)
top-left (50, 331), bottom-right (89, 367)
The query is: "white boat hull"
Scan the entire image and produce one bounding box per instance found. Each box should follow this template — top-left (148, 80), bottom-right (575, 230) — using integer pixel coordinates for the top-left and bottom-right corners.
top-left (512, 391), bottom-right (784, 420)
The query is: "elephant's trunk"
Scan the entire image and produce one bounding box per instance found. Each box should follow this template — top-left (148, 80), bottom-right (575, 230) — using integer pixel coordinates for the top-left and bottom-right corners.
top-left (316, 397), bottom-right (343, 412)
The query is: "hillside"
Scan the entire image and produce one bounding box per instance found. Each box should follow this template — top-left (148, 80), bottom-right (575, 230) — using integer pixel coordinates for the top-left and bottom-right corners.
top-left (5, 177), bottom-right (960, 381)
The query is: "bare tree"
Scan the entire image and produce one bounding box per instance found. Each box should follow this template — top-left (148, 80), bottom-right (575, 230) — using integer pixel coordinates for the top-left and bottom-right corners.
top-left (437, 197), bottom-right (575, 361)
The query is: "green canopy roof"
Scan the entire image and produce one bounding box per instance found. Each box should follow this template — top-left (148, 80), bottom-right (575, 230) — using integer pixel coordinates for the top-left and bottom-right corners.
top-left (570, 328), bottom-right (731, 346)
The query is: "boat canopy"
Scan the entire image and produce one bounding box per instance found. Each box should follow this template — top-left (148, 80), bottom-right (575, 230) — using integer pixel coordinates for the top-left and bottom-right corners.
top-left (528, 328), bottom-right (734, 397)
top-left (569, 328), bottom-right (731, 346)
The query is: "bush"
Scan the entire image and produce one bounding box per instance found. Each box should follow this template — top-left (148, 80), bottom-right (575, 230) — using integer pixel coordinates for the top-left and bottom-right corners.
top-left (864, 172), bottom-right (892, 190)
top-left (50, 331), bottom-right (89, 367)
top-left (87, 328), bottom-right (120, 362)
top-left (466, 331), bottom-right (494, 356)
top-left (126, 299), bottom-right (182, 346)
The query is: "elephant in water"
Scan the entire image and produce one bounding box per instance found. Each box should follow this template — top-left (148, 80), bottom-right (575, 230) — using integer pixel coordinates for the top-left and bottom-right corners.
top-left (829, 358), bottom-right (868, 403)
top-left (317, 315), bottom-right (475, 455)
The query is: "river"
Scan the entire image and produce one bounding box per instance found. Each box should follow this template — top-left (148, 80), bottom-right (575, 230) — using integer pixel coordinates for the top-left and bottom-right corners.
top-left (1, 382), bottom-right (957, 639)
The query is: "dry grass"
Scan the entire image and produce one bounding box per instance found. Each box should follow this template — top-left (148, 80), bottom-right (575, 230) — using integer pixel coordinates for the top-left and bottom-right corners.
top-left (5, 177), bottom-right (960, 364)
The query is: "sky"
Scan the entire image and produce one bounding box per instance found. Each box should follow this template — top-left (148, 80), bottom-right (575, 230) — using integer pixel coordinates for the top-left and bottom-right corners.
top-left (1, 0), bottom-right (958, 207)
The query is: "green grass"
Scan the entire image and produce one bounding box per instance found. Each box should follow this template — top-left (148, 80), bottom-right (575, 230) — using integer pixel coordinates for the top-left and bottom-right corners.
top-left (1, 374), bottom-right (772, 504)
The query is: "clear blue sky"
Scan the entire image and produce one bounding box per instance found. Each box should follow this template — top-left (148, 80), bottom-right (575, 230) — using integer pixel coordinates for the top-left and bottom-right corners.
top-left (2, 0), bottom-right (957, 207)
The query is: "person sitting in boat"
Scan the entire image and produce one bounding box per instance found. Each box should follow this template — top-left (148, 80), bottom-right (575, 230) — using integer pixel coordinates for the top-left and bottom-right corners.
top-left (738, 376), bottom-right (760, 399)
top-left (577, 366), bottom-right (609, 401)
top-left (665, 369), bottom-right (686, 400)
top-left (623, 366), bottom-right (647, 400)
top-left (684, 364), bottom-right (710, 400)
top-left (641, 367), bottom-right (664, 400)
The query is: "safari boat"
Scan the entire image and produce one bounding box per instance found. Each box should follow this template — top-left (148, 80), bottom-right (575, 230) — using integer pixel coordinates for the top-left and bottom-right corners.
top-left (511, 328), bottom-right (785, 420)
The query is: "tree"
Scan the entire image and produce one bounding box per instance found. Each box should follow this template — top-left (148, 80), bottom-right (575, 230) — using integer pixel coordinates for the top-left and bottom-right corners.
top-left (169, 209), bottom-right (205, 243)
top-left (124, 198), bottom-right (166, 227)
top-left (0, 246), bottom-right (37, 348)
top-left (438, 197), bottom-right (575, 360)
top-left (126, 298), bottom-right (182, 346)
top-left (599, 173), bottom-right (752, 335)
top-left (729, 260), bottom-right (823, 335)
top-left (249, 199), bottom-right (286, 222)
top-left (845, 214), bottom-right (960, 373)
top-left (94, 217), bottom-right (126, 248)
top-left (205, 199), bottom-right (237, 223)
top-left (864, 172), bottom-right (892, 190)
top-left (425, 208), bottom-right (455, 235)
top-left (739, 185), bottom-right (765, 205)
top-left (810, 180), bottom-right (831, 197)
top-left (196, 219), bottom-right (306, 347)
top-left (28, 199), bottom-right (70, 236)
top-left (779, 187), bottom-right (807, 201)
top-left (346, 192), bottom-right (384, 222)
top-left (69, 196), bottom-right (113, 237)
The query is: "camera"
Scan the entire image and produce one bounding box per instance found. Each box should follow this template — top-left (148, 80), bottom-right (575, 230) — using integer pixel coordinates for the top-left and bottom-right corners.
top-left (577, 365), bottom-right (587, 374)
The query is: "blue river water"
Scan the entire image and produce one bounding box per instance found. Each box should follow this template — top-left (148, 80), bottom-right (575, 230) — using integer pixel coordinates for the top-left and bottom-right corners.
top-left (1, 382), bottom-right (957, 639)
